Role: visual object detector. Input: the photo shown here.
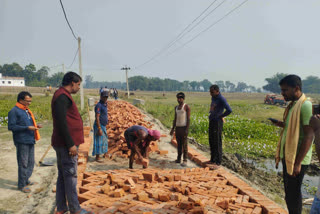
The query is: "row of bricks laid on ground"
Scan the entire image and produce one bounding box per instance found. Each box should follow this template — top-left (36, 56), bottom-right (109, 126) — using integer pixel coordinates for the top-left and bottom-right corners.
top-left (170, 138), bottom-right (287, 214)
top-left (77, 167), bottom-right (266, 214)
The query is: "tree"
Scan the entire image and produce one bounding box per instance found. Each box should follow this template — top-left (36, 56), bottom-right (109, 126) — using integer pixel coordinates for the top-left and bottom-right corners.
top-left (48, 72), bottom-right (65, 87)
top-left (225, 81), bottom-right (235, 92)
top-left (189, 81), bottom-right (199, 91)
top-left (236, 82), bottom-right (248, 92)
top-left (85, 75), bottom-right (94, 87)
top-left (200, 79), bottom-right (212, 92)
top-left (303, 76), bottom-right (320, 94)
top-left (263, 73), bottom-right (288, 93)
top-left (215, 80), bottom-right (225, 92)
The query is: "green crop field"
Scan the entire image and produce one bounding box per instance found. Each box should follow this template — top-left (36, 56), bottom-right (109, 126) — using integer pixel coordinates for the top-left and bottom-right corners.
top-left (125, 91), bottom-right (319, 159)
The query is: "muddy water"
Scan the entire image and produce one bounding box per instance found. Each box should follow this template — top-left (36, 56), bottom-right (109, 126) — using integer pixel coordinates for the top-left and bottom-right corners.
top-left (252, 158), bottom-right (319, 199)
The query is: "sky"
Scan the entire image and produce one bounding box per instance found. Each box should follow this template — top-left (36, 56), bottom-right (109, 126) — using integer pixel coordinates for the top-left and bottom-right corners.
top-left (0, 0), bottom-right (320, 88)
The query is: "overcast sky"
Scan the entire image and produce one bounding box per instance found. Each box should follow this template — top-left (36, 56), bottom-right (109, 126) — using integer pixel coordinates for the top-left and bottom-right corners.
top-left (1, 0), bottom-right (319, 87)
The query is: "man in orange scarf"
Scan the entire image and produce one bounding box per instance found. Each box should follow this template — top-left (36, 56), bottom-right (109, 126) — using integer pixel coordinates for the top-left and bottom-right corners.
top-left (8, 91), bottom-right (42, 193)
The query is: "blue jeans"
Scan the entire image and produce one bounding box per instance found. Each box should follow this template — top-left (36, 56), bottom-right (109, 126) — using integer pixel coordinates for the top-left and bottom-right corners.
top-left (311, 196), bottom-right (320, 214)
top-left (15, 143), bottom-right (35, 189)
top-left (54, 146), bottom-right (81, 213)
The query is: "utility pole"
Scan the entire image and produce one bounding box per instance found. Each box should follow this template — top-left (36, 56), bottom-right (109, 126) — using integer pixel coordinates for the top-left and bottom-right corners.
top-left (121, 66), bottom-right (131, 98)
top-left (62, 63), bottom-right (65, 73)
top-left (78, 37), bottom-right (84, 110)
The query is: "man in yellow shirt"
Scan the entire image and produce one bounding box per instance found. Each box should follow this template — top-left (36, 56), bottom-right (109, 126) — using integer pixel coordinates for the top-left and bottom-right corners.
top-left (271, 75), bottom-right (313, 214)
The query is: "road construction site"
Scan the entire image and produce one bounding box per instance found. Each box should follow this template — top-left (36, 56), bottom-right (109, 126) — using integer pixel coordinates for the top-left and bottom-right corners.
top-left (0, 99), bottom-right (287, 214)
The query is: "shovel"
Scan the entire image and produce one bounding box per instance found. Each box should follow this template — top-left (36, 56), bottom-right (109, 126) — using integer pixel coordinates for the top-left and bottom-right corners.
top-left (38, 145), bottom-right (54, 166)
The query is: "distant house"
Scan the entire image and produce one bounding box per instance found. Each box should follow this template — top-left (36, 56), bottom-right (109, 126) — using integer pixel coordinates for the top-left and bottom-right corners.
top-left (0, 73), bottom-right (25, 87)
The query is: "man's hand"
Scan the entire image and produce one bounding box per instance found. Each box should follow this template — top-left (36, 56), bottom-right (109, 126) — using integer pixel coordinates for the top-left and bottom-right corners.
top-left (292, 163), bottom-right (301, 177)
top-left (28, 126), bottom-right (39, 131)
top-left (37, 124), bottom-right (43, 129)
top-left (98, 128), bottom-right (103, 136)
top-left (69, 145), bottom-right (78, 156)
top-left (170, 128), bottom-right (174, 136)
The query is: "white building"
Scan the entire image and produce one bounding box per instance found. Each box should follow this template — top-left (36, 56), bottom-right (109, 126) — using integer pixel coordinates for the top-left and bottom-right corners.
top-left (0, 73), bottom-right (25, 87)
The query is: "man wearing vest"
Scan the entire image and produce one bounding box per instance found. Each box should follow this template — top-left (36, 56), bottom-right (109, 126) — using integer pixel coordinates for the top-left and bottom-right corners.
top-left (51, 72), bottom-right (93, 214)
top-left (272, 75), bottom-right (313, 214)
top-left (170, 92), bottom-right (191, 167)
top-left (8, 91), bottom-right (42, 193)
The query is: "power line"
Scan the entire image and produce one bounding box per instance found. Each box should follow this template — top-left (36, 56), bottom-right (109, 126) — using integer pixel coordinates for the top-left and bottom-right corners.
top-left (168, 0), bottom-right (249, 56)
top-left (59, 0), bottom-right (78, 40)
top-left (135, 0), bottom-right (221, 70)
top-left (67, 48), bottom-right (79, 69)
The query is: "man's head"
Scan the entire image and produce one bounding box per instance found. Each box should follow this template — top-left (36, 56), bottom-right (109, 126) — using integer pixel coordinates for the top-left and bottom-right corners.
top-left (210, 85), bottom-right (220, 97)
top-left (147, 129), bottom-right (161, 141)
top-left (62, 72), bottom-right (82, 94)
top-left (279, 75), bottom-right (302, 101)
top-left (176, 92), bottom-right (185, 104)
top-left (100, 91), bottom-right (109, 103)
top-left (17, 91), bottom-right (32, 107)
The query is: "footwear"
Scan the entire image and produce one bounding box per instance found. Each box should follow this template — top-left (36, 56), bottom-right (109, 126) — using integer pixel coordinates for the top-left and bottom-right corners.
top-left (95, 155), bottom-right (103, 163)
top-left (71, 208), bottom-right (94, 214)
top-left (55, 210), bottom-right (68, 214)
top-left (20, 186), bottom-right (31, 193)
top-left (27, 181), bottom-right (38, 186)
top-left (173, 159), bottom-right (181, 164)
top-left (181, 161), bottom-right (187, 167)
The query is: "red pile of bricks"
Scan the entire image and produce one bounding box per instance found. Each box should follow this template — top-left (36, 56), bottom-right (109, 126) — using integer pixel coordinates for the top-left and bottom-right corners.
top-left (105, 101), bottom-right (164, 159)
top-left (75, 101), bottom-right (287, 214)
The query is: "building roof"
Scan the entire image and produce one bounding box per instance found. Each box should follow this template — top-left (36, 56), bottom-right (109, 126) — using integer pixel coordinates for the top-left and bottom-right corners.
top-left (0, 76), bottom-right (24, 80)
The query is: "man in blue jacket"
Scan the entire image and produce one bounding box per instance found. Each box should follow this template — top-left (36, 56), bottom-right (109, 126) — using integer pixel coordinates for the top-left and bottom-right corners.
top-left (208, 85), bottom-right (232, 166)
top-left (8, 91), bottom-right (42, 193)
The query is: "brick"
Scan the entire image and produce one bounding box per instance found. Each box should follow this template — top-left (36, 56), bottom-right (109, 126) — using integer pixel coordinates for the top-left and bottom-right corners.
top-left (125, 178), bottom-right (136, 187)
top-left (170, 193), bottom-right (182, 201)
top-left (158, 150), bottom-right (168, 155)
top-left (113, 189), bottom-right (125, 197)
top-left (178, 200), bottom-right (194, 210)
top-left (101, 184), bottom-right (110, 194)
top-left (143, 173), bottom-right (154, 182)
top-left (137, 191), bottom-right (149, 201)
top-left (158, 192), bottom-right (170, 202)
top-left (217, 200), bottom-right (229, 209)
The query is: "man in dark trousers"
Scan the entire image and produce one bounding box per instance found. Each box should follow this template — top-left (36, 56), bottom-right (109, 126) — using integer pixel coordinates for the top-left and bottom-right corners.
top-left (8, 91), bottom-right (42, 193)
top-left (272, 75), bottom-right (313, 214)
top-left (170, 92), bottom-right (191, 167)
top-left (208, 85), bottom-right (232, 166)
top-left (51, 72), bottom-right (93, 214)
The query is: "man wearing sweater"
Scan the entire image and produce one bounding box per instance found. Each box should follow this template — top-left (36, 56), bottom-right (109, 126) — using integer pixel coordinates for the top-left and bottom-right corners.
top-left (51, 72), bottom-right (92, 214)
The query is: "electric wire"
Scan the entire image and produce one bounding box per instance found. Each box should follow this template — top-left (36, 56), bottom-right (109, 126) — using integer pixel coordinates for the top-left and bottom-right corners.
top-left (135, 0), bottom-right (221, 69)
top-left (67, 48), bottom-right (79, 69)
top-left (168, 0), bottom-right (249, 56)
top-left (59, 0), bottom-right (78, 40)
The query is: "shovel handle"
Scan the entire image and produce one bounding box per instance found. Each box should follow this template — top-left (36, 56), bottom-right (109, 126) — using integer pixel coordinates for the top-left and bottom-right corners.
top-left (38, 145), bottom-right (52, 165)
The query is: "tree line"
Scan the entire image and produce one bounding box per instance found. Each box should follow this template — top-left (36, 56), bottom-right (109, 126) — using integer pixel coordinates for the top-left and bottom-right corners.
top-left (1, 63), bottom-right (319, 94)
top-left (0, 63), bottom-right (64, 87)
top-left (263, 73), bottom-right (320, 94)
top-left (85, 74), bottom-right (261, 93)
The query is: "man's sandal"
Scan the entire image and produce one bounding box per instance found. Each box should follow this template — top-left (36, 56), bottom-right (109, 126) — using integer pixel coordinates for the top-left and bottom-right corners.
top-left (27, 181), bottom-right (38, 186)
top-left (20, 186), bottom-right (31, 193)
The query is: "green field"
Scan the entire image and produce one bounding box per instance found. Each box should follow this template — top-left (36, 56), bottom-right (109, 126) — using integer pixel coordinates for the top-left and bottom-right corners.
top-left (124, 91), bottom-right (319, 159)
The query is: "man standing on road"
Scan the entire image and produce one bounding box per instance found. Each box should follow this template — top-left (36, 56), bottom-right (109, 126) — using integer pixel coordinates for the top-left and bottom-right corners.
top-left (208, 85), bottom-right (232, 166)
top-left (272, 75), bottom-right (313, 214)
top-left (8, 91), bottom-right (42, 193)
top-left (310, 113), bottom-right (320, 213)
top-left (170, 92), bottom-right (191, 167)
top-left (124, 125), bottom-right (161, 169)
top-left (51, 72), bottom-right (92, 214)
top-left (92, 91), bottom-right (109, 162)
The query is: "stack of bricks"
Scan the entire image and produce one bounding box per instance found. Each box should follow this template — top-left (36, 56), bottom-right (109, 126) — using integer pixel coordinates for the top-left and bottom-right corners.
top-left (77, 167), bottom-right (286, 214)
top-left (77, 126), bottom-right (92, 189)
top-left (105, 101), bottom-right (164, 159)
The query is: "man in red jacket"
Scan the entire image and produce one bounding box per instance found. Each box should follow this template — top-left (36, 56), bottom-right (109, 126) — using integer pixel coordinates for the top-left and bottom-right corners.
top-left (51, 72), bottom-right (92, 214)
